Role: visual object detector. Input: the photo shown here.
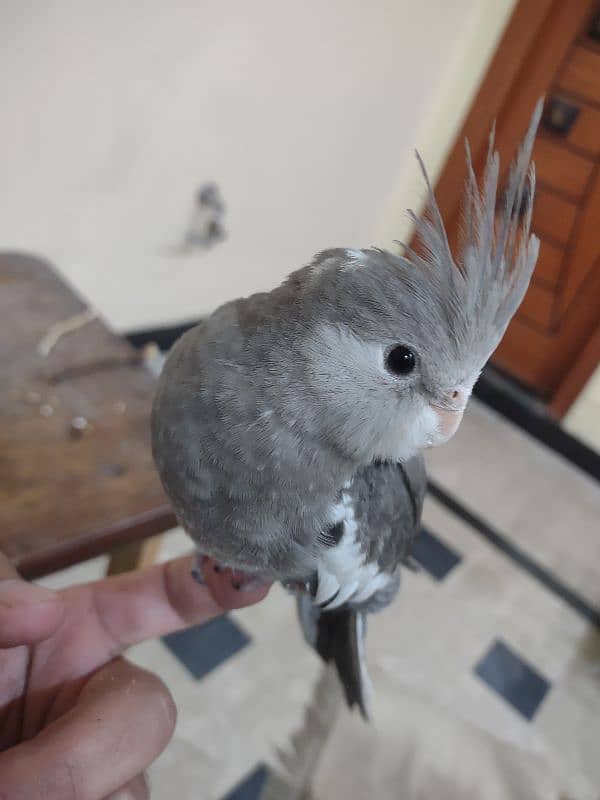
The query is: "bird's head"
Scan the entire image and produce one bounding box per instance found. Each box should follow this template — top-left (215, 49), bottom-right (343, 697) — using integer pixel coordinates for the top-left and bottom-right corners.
top-left (274, 101), bottom-right (541, 464)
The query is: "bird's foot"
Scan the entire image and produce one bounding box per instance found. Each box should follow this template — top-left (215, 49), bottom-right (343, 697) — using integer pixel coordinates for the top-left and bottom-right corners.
top-left (193, 555), bottom-right (271, 607)
top-left (191, 551), bottom-right (206, 584)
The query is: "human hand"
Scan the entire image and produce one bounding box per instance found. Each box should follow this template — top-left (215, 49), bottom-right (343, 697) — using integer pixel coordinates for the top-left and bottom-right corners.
top-left (0, 550), bottom-right (270, 799)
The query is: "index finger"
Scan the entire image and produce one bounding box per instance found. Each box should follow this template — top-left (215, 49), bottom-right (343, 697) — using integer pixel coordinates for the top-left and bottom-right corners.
top-left (82, 554), bottom-right (271, 653)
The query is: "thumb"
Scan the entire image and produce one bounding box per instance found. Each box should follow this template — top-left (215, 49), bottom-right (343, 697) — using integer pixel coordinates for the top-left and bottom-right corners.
top-left (0, 551), bottom-right (64, 648)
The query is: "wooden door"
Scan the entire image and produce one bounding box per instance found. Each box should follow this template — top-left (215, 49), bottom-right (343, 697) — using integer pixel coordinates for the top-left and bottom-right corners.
top-left (432, 0), bottom-right (600, 410)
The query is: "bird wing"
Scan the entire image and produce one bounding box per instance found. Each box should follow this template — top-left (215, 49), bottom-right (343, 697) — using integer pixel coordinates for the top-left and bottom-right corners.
top-left (313, 455), bottom-right (425, 611)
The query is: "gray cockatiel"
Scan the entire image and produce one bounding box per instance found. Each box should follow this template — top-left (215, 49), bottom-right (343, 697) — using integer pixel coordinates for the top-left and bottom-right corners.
top-left (151, 101), bottom-right (542, 717)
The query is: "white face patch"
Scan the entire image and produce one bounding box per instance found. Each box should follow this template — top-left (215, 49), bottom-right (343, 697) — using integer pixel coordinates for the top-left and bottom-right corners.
top-left (314, 490), bottom-right (393, 609)
top-left (374, 402), bottom-right (441, 462)
top-left (305, 323), bottom-right (465, 464)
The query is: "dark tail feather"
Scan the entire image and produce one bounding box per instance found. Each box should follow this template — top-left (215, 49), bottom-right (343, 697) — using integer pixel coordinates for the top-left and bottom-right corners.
top-left (297, 596), bottom-right (370, 720)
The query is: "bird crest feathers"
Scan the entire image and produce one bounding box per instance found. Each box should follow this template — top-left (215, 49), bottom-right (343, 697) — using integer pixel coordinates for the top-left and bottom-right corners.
top-left (399, 98), bottom-right (543, 359)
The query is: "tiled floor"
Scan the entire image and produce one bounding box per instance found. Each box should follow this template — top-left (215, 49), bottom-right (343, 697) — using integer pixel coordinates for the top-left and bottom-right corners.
top-left (474, 640), bottom-right (550, 721)
top-left (38, 398), bottom-right (600, 800)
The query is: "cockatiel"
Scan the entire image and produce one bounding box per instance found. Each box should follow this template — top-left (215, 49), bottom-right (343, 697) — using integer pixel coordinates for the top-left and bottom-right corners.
top-left (151, 101), bottom-right (542, 717)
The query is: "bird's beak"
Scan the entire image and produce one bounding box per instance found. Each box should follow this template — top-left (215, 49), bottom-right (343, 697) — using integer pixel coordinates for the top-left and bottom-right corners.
top-left (429, 388), bottom-right (470, 445)
top-left (431, 406), bottom-right (464, 443)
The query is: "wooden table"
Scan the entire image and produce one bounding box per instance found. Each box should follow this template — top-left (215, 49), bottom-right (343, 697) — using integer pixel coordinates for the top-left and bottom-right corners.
top-left (0, 253), bottom-right (177, 579)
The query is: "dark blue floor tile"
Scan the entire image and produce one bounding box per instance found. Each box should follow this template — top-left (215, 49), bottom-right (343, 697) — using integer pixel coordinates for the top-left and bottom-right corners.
top-left (162, 615), bottom-right (250, 680)
top-left (411, 526), bottom-right (461, 580)
top-left (474, 639), bottom-right (550, 720)
top-left (222, 764), bottom-right (269, 800)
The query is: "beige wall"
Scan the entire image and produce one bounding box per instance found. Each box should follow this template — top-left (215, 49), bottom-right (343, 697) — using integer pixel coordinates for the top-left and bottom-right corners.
top-left (375, 0), bottom-right (515, 247)
top-left (0, 0), bottom-right (515, 332)
top-left (564, 366), bottom-right (600, 451)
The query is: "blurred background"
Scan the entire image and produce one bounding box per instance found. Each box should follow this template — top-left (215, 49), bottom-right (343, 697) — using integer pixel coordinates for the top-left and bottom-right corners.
top-left (1, 1), bottom-right (599, 799)
top-left (0, 0), bottom-right (513, 330)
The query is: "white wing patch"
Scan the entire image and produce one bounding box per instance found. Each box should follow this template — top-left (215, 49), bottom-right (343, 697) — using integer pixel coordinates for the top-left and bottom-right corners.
top-left (315, 489), bottom-right (391, 610)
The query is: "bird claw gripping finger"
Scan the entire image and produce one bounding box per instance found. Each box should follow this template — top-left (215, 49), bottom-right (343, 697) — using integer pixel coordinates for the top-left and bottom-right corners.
top-left (191, 550), bottom-right (206, 584)
top-left (198, 555), bottom-right (268, 594)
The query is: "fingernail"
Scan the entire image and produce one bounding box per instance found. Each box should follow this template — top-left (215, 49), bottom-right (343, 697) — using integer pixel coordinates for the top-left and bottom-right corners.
top-left (0, 580), bottom-right (59, 609)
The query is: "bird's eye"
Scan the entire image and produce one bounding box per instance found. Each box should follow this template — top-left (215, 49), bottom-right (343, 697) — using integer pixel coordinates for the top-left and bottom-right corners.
top-left (385, 345), bottom-right (416, 376)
